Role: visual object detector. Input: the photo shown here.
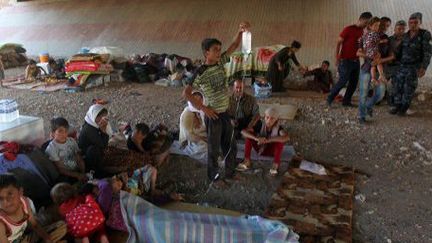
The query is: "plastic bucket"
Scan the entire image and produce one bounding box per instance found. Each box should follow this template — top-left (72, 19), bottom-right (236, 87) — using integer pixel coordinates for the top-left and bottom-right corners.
top-left (253, 82), bottom-right (272, 98)
top-left (39, 52), bottom-right (49, 63)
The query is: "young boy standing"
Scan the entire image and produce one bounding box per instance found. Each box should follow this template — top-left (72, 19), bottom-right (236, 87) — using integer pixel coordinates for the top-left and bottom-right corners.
top-left (183, 22), bottom-right (250, 186)
top-left (0, 174), bottom-right (53, 243)
top-left (45, 117), bottom-right (87, 182)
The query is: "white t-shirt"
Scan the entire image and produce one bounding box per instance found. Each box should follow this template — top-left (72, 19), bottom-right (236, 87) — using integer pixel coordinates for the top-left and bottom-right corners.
top-left (45, 137), bottom-right (80, 171)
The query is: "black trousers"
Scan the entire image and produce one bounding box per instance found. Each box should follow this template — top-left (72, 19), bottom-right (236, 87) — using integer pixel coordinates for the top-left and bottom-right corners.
top-left (327, 59), bottom-right (360, 104)
top-left (84, 145), bottom-right (109, 178)
top-left (205, 112), bottom-right (238, 180)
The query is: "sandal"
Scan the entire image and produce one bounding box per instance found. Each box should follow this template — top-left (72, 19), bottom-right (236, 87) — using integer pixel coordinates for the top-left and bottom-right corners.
top-left (236, 161), bottom-right (251, 172)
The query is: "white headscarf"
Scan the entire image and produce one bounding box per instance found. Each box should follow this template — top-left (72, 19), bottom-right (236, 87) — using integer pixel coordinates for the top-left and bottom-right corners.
top-left (186, 91), bottom-right (206, 122)
top-left (84, 104), bottom-right (114, 136)
top-left (84, 104), bottom-right (106, 128)
top-left (179, 91), bottom-right (206, 143)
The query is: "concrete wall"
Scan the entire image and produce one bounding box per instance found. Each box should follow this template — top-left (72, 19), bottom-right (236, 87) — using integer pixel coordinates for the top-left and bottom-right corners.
top-left (1, 0), bottom-right (432, 75)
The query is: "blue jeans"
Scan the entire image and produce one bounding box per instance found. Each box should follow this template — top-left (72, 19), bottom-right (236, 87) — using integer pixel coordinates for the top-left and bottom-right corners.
top-left (327, 59), bottom-right (360, 104)
top-left (358, 69), bottom-right (386, 119)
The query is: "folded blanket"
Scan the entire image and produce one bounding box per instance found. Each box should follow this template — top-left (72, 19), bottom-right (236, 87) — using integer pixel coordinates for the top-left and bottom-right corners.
top-left (66, 61), bottom-right (100, 72)
top-left (225, 45), bottom-right (285, 79)
top-left (120, 191), bottom-right (299, 243)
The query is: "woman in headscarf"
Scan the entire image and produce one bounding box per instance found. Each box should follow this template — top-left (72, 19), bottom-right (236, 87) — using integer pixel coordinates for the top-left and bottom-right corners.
top-left (236, 107), bottom-right (290, 176)
top-left (179, 91), bottom-right (207, 162)
top-left (78, 104), bottom-right (112, 177)
top-left (266, 40), bottom-right (306, 92)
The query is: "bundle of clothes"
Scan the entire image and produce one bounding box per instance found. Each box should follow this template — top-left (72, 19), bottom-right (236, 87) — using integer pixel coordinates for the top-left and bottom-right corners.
top-left (121, 53), bottom-right (197, 87)
top-left (0, 43), bottom-right (28, 69)
top-left (66, 53), bottom-right (114, 90)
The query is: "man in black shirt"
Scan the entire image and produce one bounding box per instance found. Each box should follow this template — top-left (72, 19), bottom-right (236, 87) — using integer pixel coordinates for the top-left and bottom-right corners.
top-left (303, 60), bottom-right (334, 93)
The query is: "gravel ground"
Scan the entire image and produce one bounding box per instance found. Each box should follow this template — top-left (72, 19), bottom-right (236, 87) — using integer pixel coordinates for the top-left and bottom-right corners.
top-left (1, 68), bottom-right (432, 243)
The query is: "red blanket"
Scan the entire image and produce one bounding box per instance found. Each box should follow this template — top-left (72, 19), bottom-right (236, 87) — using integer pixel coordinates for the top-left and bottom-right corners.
top-left (66, 61), bottom-right (101, 72)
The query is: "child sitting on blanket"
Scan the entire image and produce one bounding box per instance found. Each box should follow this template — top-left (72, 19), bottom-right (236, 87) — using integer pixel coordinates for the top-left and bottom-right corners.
top-left (45, 117), bottom-right (87, 183)
top-left (51, 182), bottom-right (109, 243)
top-left (24, 59), bottom-right (44, 81)
top-left (236, 107), bottom-right (290, 176)
top-left (0, 174), bottom-right (53, 243)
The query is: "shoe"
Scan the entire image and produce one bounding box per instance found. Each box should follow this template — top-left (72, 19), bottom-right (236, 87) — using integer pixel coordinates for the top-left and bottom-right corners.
top-left (269, 164), bottom-right (279, 177)
top-left (389, 107), bottom-right (399, 115)
top-left (358, 118), bottom-right (366, 124)
top-left (367, 108), bottom-right (373, 117)
top-left (236, 161), bottom-right (251, 172)
top-left (406, 109), bottom-right (416, 116)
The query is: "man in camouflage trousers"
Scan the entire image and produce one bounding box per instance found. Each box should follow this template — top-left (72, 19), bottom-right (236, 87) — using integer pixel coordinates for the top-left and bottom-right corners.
top-left (391, 12), bottom-right (432, 115)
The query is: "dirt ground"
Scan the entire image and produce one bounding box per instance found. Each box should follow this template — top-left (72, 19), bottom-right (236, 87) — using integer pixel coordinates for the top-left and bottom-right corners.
top-left (1, 69), bottom-right (432, 242)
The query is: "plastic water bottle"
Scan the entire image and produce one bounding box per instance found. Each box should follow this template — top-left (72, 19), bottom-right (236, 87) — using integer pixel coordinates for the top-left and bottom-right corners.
top-left (242, 31), bottom-right (252, 55)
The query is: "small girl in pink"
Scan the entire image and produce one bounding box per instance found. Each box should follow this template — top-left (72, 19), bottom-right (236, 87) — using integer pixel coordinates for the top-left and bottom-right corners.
top-left (362, 17), bottom-right (388, 85)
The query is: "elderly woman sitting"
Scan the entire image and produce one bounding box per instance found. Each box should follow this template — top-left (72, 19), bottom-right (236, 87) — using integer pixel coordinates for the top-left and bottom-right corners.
top-left (178, 91), bottom-right (207, 162)
top-left (236, 107), bottom-right (290, 176)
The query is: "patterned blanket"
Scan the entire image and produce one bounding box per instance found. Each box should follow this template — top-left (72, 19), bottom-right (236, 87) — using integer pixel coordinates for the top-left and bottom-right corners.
top-left (224, 44), bottom-right (285, 80)
top-left (119, 191), bottom-right (299, 243)
top-left (265, 162), bottom-right (355, 243)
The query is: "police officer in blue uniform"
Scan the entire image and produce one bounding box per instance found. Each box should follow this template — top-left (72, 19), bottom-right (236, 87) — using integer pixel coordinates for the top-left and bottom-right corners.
top-left (391, 12), bottom-right (432, 115)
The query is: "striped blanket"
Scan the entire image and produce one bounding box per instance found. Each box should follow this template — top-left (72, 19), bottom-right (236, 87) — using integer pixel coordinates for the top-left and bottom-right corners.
top-left (119, 191), bottom-right (299, 243)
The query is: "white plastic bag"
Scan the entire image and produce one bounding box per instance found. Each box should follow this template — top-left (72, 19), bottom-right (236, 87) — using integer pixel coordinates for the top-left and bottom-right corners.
top-left (299, 160), bottom-right (327, 175)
